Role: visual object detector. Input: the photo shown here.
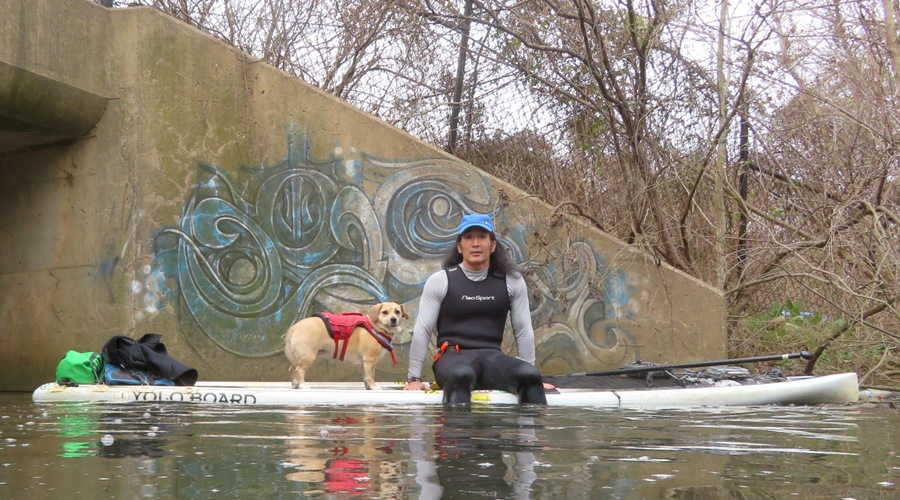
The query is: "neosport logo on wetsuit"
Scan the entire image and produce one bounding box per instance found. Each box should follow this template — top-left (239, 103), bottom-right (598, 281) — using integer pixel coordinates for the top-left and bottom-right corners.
top-left (460, 295), bottom-right (496, 301)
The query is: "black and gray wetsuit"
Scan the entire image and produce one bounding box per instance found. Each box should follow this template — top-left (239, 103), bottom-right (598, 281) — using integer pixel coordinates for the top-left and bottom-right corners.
top-left (407, 265), bottom-right (546, 405)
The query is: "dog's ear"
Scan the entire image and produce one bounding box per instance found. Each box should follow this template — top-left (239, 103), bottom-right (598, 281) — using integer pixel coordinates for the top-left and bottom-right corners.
top-left (400, 304), bottom-right (409, 319)
top-left (366, 303), bottom-right (382, 323)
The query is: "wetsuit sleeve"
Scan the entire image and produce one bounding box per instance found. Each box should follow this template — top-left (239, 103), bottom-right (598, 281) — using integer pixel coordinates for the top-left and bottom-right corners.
top-left (407, 271), bottom-right (448, 380)
top-left (508, 274), bottom-right (536, 365)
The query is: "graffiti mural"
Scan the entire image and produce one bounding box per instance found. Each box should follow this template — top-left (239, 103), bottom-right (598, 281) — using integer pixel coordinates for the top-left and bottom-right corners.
top-left (153, 132), bottom-right (640, 371)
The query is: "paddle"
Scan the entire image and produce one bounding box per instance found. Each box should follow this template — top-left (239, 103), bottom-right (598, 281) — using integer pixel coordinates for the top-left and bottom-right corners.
top-left (560, 351), bottom-right (814, 377)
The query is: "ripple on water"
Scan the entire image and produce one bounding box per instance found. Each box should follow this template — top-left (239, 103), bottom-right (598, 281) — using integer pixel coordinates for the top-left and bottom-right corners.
top-left (0, 395), bottom-right (896, 498)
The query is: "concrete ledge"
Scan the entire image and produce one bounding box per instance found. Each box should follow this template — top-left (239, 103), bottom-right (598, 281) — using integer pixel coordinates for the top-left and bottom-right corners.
top-left (0, 62), bottom-right (108, 153)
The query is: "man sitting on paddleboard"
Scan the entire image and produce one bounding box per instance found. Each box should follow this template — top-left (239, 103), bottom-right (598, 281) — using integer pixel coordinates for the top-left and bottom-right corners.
top-left (403, 213), bottom-right (552, 405)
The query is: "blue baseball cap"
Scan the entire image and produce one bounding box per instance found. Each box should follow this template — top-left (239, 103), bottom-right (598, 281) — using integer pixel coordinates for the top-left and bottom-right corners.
top-left (458, 213), bottom-right (495, 235)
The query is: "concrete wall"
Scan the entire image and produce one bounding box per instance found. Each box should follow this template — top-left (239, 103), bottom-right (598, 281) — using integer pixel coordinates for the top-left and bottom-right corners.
top-left (0, 0), bottom-right (727, 392)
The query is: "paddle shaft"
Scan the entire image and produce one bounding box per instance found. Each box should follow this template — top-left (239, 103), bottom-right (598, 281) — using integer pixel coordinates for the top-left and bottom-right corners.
top-left (568, 351), bottom-right (814, 377)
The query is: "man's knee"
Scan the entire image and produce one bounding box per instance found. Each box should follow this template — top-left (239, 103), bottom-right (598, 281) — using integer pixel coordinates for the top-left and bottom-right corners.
top-left (440, 363), bottom-right (476, 406)
top-left (511, 363), bottom-right (547, 404)
top-left (443, 363), bottom-right (476, 388)
top-left (510, 362), bottom-right (542, 384)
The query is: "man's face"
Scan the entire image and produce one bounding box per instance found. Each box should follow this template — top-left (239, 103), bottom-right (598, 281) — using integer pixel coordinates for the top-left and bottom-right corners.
top-left (457, 229), bottom-right (496, 271)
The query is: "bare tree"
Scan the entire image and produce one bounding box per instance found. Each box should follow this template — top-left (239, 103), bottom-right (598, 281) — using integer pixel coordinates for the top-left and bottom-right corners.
top-left (108, 0), bottom-right (899, 381)
top-left (730, 0), bottom-right (899, 375)
top-left (407, 0), bottom-right (898, 378)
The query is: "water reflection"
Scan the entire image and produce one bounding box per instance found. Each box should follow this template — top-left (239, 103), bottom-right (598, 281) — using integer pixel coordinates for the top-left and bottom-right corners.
top-left (410, 407), bottom-right (541, 499)
top-left (54, 406), bottom-right (173, 459)
top-left (278, 406), bottom-right (543, 498)
top-left (57, 412), bottom-right (100, 457)
top-left (283, 411), bottom-right (407, 497)
top-left (0, 393), bottom-right (896, 499)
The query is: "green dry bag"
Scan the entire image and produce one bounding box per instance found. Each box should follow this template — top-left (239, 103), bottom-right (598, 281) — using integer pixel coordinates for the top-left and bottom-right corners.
top-left (55, 351), bottom-right (103, 385)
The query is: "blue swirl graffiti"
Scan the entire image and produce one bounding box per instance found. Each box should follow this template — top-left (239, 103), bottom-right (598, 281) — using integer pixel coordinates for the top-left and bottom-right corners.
top-left (153, 132), bottom-right (639, 369)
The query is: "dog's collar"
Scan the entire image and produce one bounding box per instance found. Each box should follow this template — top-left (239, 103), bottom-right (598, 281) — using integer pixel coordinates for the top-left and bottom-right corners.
top-left (368, 328), bottom-right (397, 365)
top-left (372, 328), bottom-right (391, 339)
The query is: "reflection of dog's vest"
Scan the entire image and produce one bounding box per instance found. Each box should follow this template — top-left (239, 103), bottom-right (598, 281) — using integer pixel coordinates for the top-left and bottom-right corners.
top-left (325, 458), bottom-right (370, 494)
top-left (313, 312), bottom-right (397, 365)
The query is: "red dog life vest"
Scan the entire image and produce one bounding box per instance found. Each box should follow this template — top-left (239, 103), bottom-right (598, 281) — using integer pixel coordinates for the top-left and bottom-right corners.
top-left (313, 312), bottom-right (397, 365)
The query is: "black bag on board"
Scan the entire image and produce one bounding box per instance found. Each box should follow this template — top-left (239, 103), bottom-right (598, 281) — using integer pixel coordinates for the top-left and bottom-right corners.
top-left (101, 333), bottom-right (198, 386)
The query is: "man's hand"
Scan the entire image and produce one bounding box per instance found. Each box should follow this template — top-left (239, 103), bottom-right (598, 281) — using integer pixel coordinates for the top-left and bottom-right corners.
top-left (543, 382), bottom-right (555, 390)
top-left (404, 380), bottom-right (429, 391)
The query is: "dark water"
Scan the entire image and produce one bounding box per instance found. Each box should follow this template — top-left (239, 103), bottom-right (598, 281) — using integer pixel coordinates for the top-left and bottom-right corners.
top-left (0, 393), bottom-right (897, 499)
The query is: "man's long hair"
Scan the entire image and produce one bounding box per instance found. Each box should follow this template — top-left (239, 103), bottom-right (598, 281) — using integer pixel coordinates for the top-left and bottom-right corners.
top-left (441, 233), bottom-right (524, 277)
